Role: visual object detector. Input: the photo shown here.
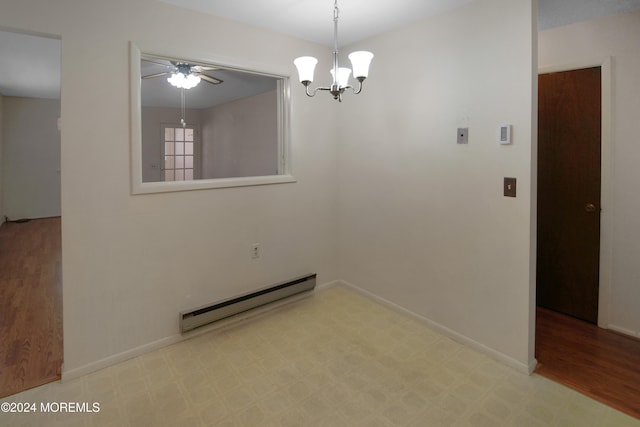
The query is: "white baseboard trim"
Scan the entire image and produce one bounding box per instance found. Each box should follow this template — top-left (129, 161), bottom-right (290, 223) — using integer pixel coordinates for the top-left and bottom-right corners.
top-left (62, 334), bottom-right (182, 382)
top-left (63, 278), bottom-right (336, 382)
top-left (607, 324), bottom-right (640, 339)
top-left (315, 279), bottom-right (342, 291)
top-left (339, 280), bottom-right (534, 375)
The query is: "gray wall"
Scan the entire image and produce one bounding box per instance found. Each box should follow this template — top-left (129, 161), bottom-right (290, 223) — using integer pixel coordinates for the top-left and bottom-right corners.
top-left (2, 96), bottom-right (60, 219)
top-left (142, 90), bottom-right (278, 182)
top-left (201, 90), bottom-right (278, 179)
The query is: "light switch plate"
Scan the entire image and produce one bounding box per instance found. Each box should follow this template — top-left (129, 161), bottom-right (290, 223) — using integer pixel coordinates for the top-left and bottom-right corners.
top-left (457, 128), bottom-right (469, 144)
top-left (504, 177), bottom-right (517, 197)
top-left (499, 124), bottom-right (512, 145)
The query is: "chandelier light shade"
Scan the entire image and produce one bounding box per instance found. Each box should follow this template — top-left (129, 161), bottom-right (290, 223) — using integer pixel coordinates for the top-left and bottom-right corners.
top-left (293, 0), bottom-right (373, 102)
top-left (330, 67), bottom-right (351, 88)
top-left (167, 72), bottom-right (201, 89)
top-left (293, 56), bottom-right (318, 84)
top-left (348, 51), bottom-right (374, 79)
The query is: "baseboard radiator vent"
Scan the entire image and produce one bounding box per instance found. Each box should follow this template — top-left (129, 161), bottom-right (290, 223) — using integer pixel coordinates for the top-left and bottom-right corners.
top-left (180, 273), bottom-right (316, 333)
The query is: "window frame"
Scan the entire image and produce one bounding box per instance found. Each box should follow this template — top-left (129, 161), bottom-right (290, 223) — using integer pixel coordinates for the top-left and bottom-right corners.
top-left (129, 42), bottom-right (295, 194)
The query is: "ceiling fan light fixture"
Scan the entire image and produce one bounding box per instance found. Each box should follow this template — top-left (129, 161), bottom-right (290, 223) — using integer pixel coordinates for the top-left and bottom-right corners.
top-left (167, 72), bottom-right (201, 89)
top-left (184, 74), bottom-right (201, 89)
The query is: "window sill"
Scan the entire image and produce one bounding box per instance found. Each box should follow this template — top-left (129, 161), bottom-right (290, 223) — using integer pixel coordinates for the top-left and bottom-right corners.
top-left (132, 174), bottom-right (297, 195)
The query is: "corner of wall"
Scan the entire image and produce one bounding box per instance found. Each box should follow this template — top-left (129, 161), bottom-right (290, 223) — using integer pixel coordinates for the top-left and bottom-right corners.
top-left (528, 0), bottom-right (540, 374)
top-left (336, 0), bottom-right (536, 369)
top-left (341, 280), bottom-right (535, 375)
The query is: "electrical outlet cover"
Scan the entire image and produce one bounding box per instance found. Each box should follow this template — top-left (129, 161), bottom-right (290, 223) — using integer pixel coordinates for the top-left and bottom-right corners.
top-left (457, 128), bottom-right (469, 144)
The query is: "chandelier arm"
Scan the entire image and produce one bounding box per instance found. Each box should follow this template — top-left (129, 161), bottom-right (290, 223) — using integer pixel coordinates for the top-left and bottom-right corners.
top-left (303, 85), bottom-right (332, 97)
top-left (350, 79), bottom-right (364, 95)
top-left (304, 84), bottom-right (318, 97)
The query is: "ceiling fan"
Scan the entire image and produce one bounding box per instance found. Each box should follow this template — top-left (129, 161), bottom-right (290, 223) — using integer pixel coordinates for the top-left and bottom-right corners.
top-left (141, 58), bottom-right (223, 88)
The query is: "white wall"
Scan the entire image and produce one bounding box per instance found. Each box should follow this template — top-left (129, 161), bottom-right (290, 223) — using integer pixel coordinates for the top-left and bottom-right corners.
top-left (2, 96), bottom-right (60, 219)
top-left (539, 10), bottom-right (640, 337)
top-left (201, 90), bottom-right (278, 179)
top-left (0, 0), bottom-right (339, 376)
top-left (141, 106), bottom-right (202, 182)
top-left (338, 0), bottom-right (537, 371)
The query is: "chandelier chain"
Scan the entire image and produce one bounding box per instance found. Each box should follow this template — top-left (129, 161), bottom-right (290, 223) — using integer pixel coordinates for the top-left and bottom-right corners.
top-left (333, 0), bottom-right (340, 53)
top-left (332, 0), bottom-right (340, 86)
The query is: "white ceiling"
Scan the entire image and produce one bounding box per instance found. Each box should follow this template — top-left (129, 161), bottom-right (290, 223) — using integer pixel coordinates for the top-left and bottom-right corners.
top-left (0, 30), bottom-right (60, 99)
top-left (159, 0), bottom-right (640, 44)
top-left (158, 0), bottom-right (475, 47)
top-left (2, 0), bottom-right (640, 100)
top-left (538, 0), bottom-right (640, 30)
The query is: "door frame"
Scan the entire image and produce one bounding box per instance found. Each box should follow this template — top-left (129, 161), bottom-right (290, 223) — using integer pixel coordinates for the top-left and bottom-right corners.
top-left (537, 57), bottom-right (613, 329)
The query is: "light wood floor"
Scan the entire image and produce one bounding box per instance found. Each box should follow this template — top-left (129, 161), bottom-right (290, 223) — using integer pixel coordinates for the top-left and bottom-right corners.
top-left (0, 217), bottom-right (62, 398)
top-left (536, 306), bottom-right (640, 419)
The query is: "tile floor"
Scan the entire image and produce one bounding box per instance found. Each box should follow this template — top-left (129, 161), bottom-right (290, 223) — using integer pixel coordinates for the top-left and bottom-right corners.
top-left (1, 285), bottom-right (638, 426)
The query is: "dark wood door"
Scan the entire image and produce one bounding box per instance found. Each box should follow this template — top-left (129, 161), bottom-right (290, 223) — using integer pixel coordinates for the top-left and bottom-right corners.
top-left (537, 67), bottom-right (601, 324)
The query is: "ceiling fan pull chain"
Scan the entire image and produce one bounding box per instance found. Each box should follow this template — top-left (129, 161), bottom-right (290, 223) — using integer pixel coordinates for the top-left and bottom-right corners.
top-left (180, 88), bottom-right (186, 127)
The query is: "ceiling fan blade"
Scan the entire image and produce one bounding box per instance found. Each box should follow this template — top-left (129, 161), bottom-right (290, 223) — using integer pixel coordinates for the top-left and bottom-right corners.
top-left (142, 72), bottom-right (171, 79)
top-left (197, 74), bottom-right (223, 85)
top-left (194, 66), bottom-right (218, 72)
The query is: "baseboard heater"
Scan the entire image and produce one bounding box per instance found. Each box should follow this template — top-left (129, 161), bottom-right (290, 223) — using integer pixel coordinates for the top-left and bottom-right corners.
top-left (180, 273), bottom-right (316, 333)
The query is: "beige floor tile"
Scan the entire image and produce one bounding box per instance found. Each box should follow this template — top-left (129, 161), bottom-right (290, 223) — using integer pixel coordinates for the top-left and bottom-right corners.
top-left (601, 410), bottom-right (640, 427)
top-left (1, 285), bottom-right (638, 427)
top-left (410, 404), bottom-right (458, 427)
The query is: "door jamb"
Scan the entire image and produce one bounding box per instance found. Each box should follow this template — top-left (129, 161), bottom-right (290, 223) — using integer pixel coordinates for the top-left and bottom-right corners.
top-left (537, 57), bottom-right (613, 329)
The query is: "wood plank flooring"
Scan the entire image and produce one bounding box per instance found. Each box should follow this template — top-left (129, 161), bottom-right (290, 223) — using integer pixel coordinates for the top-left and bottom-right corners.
top-left (536, 306), bottom-right (640, 419)
top-left (0, 217), bottom-right (62, 398)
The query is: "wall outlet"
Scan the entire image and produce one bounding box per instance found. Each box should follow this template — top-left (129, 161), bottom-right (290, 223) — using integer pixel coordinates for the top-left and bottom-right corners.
top-left (457, 127), bottom-right (469, 144)
top-left (251, 243), bottom-right (261, 259)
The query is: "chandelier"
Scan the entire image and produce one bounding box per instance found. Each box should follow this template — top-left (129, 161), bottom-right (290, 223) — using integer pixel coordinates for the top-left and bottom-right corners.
top-left (293, 0), bottom-right (373, 102)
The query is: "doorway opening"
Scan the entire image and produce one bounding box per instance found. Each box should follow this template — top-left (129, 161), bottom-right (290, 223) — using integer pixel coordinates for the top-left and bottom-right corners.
top-left (534, 61), bottom-right (640, 418)
top-left (537, 66), bottom-right (602, 324)
top-left (0, 30), bottom-right (62, 398)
